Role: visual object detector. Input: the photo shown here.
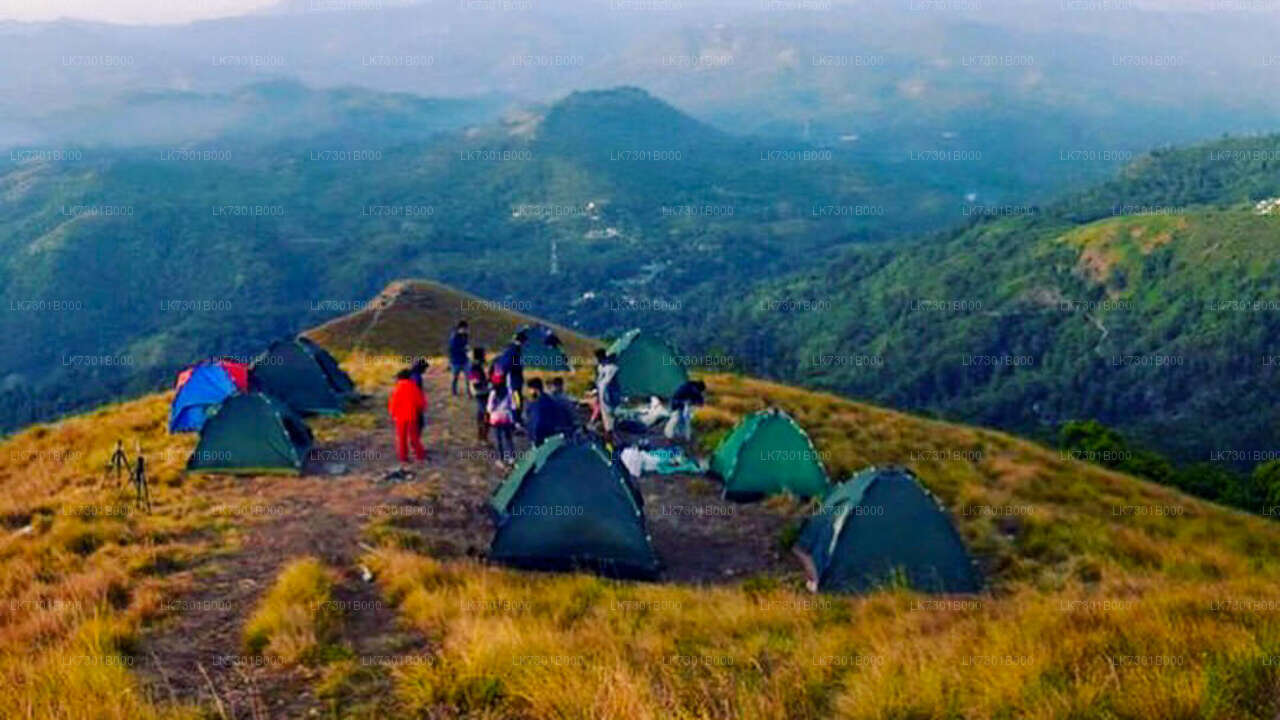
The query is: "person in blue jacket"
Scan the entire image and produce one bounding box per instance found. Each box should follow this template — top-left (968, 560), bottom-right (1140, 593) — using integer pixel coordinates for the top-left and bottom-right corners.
top-left (447, 321), bottom-right (471, 396)
top-left (525, 378), bottom-right (576, 445)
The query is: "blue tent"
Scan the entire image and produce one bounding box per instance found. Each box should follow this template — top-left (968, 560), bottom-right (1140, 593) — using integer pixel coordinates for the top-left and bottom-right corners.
top-left (169, 362), bottom-right (240, 433)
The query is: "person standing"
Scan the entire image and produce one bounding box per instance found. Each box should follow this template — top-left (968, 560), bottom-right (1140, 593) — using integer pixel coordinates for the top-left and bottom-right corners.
top-left (495, 330), bottom-right (527, 422)
top-left (487, 379), bottom-right (518, 467)
top-left (388, 369), bottom-right (427, 467)
top-left (447, 321), bottom-right (471, 397)
top-left (408, 357), bottom-right (429, 388)
top-left (408, 357), bottom-right (430, 447)
top-left (664, 379), bottom-right (706, 441)
top-left (468, 347), bottom-right (490, 444)
top-left (594, 348), bottom-right (621, 451)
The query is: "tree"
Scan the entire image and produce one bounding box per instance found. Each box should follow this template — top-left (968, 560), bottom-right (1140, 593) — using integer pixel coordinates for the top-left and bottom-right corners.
top-left (1252, 460), bottom-right (1280, 510)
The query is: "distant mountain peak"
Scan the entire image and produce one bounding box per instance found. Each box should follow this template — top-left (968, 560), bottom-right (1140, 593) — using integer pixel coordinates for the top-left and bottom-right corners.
top-left (538, 86), bottom-right (723, 148)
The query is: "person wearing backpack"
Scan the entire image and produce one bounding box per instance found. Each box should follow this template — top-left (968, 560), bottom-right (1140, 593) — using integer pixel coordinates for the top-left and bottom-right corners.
top-left (487, 378), bottom-right (517, 467)
top-left (468, 347), bottom-right (490, 443)
top-left (594, 348), bottom-right (622, 450)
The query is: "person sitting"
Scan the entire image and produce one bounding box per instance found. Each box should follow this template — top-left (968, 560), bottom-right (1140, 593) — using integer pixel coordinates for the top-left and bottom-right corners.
top-left (525, 378), bottom-right (576, 446)
top-left (665, 379), bottom-right (706, 441)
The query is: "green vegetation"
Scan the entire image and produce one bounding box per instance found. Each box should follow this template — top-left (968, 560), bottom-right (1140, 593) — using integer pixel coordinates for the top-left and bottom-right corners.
top-left (0, 87), bottom-right (954, 434)
top-left (697, 133), bottom-right (1280, 476)
top-left (1059, 420), bottom-right (1280, 517)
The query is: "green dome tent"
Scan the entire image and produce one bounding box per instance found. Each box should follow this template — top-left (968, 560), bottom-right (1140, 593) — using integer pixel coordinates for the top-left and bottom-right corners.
top-left (710, 408), bottom-right (830, 501)
top-left (251, 338), bottom-right (352, 416)
top-left (795, 467), bottom-right (982, 594)
top-left (605, 329), bottom-right (687, 399)
top-left (300, 336), bottom-right (355, 395)
top-left (489, 435), bottom-right (662, 580)
top-left (186, 393), bottom-right (313, 476)
top-left (518, 324), bottom-right (571, 371)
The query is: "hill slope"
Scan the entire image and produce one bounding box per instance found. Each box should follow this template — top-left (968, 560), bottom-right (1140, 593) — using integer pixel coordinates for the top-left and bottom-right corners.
top-left (700, 133), bottom-right (1280, 469)
top-left (2, 281), bottom-right (1279, 717)
top-left (306, 279), bottom-right (599, 364)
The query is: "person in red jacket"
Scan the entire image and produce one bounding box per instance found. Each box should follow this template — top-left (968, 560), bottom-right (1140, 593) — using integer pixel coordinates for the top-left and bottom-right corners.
top-left (388, 369), bottom-right (427, 466)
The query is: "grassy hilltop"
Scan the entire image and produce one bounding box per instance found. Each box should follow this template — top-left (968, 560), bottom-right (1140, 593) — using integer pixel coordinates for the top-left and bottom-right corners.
top-left (0, 281), bottom-right (1278, 718)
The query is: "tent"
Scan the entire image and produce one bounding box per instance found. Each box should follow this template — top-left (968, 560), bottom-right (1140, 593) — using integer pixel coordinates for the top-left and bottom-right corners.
top-left (186, 393), bottom-right (313, 475)
top-left (169, 359), bottom-right (249, 433)
top-left (710, 408), bottom-right (830, 501)
top-left (605, 329), bottom-right (687, 399)
top-left (489, 435), bottom-right (662, 580)
top-left (518, 324), bottom-right (571, 371)
top-left (795, 467), bottom-right (982, 594)
top-left (299, 336), bottom-right (355, 395)
top-left (251, 338), bottom-right (352, 415)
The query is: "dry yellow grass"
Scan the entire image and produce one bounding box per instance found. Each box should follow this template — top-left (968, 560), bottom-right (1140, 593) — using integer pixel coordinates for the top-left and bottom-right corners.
top-left (0, 392), bottom-right (210, 719)
top-left (367, 547), bottom-right (1280, 719)
top-left (362, 370), bottom-right (1280, 719)
top-left (243, 556), bottom-right (340, 665)
top-left (307, 279), bottom-right (599, 367)
top-left (3, 282), bottom-right (1280, 717)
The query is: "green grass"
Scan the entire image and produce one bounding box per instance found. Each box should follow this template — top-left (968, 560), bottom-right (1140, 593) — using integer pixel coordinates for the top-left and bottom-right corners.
top-left (243, 557), bottom-right (341, 666)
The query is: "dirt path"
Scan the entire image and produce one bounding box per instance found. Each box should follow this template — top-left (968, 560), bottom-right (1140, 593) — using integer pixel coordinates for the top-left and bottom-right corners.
top-left (138, 371), bottom-right (804, 718)
top-left (638, 471), bottom-right (805, 583)
top-left (138, 373), bottom-right (497, 719)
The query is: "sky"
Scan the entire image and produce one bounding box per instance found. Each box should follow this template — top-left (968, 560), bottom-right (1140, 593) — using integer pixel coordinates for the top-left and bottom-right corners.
top-left (0, 0), bottom-right (281, 24)
top-left (0, 0), bottom-right (1270, 25)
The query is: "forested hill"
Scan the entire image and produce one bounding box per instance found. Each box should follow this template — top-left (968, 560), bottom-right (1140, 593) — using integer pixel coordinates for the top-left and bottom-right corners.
top-left (1053, 133), bottom-right (1280, 222)
top-left (0, 86), bottom-right (952, 433)
top-left (697, 133), bottom-right (1280, 472)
